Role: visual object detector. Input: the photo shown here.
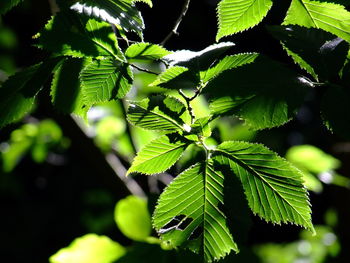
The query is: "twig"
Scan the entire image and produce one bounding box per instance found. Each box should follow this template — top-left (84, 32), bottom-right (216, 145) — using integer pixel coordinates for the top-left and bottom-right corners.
top-left (129, 63), bottom-right (159, 75)
top-left (161, 0), bottom-right (191, 45)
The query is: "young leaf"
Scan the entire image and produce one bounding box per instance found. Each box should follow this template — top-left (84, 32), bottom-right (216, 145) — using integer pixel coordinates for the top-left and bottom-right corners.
top-left (70, 0), bottom-right (145, 38)
top-left (216, 0), bottom-right (273, 41)
top-left (0, 0), bottom-right (23, 15)
top-left (51, 57), bottom-right (89, 118)
top-left (80, 58), bottom-right (133, 104)
top-left (321, 85), bottom-right (350, 139)
top-left (190, 117), bottom-right (212, 138)
top-left (206, 55), bottom-right (313, 130)
top-left (127, 134), bottom-right (190, 175)
top-left (0, 57), bottom-right (62, 128)
top-left (153, 162), bottom-right (238, 262)
top-left (283, 0), bottom-right (350, 43)
top-left (213, 141), bottom-right (314, 232)
top-left (37, 12), bottom-right (124, 60)
top-left (268, 25), bottom-right (349, 81)
top-left (127, 95), bottom-right (190, 132)
top-left (200, 53), bottom-right (259, 83)
top-left (126, 42), bottom-right (171, 61)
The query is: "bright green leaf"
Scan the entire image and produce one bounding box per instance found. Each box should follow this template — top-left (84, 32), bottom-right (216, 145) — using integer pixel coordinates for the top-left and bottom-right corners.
top-left (127, 95), bottom-right (190, 132)
top-left (127, 134), bottom-right (189, 175)
top-left (49, 234), bottom-right (125, 263)
top-left (213, 141), bottom-right (314, 232)
top-left (216, 0), bottom-right (273, 41)
top-left (153, 162), bottom-right (238, 262)
top-left (70, 0), bottom-right (145, 38)
top-left (114, 195), bottom-right (152, 241)
top-left (286, 145), bottom-right (341, 174)
top-left (80, 58), bottom-right (133, 104)
top-left (206, 55), bottom-right (313, 130)
top-left (126, 42), bottom-right (171, 61)
top-left (0, 57), bottom-right (62, 128)
top-left (200, 53), bottom-right (259, 83)
top-left (283, 0), bottom-right (350, 43)
top-left (190, 117), bottom-right (212, 138)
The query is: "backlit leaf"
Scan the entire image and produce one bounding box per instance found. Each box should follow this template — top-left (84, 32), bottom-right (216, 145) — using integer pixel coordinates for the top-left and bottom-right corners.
top-left (283, 0), bottom-right (350, 43)
top-left (80, 58), bottom-right (133, 105)
top-left (153, 162), bottom-right (238, 262)
top-left (127, 134), bottom-right (190, 175)
top-left (213, 141), bottom-right (314, 232)
top-left (216, 0), bottom-right (273, 40)
top-left (126, 42), bottom-right (171, 61)
top-left (127, 95), bottom-right (190, 132)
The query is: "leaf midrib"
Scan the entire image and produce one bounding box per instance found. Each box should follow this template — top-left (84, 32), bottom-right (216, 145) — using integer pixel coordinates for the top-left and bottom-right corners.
top-left (215, 148), bottom-right (310, 225)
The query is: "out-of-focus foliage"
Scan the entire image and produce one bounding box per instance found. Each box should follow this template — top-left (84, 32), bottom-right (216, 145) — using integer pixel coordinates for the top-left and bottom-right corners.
top-left (0, 119), bottom-right (69, 172)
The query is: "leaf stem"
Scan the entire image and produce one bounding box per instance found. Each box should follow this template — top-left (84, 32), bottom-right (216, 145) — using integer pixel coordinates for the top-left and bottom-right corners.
top-left (161, 0), bottom-right (191, 45)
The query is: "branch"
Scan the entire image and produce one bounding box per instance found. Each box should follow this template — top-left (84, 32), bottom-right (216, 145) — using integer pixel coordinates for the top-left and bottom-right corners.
top-left (129, 63), bottom-right (159, 75)
top-left (161, 0), bottom-right (191, 45)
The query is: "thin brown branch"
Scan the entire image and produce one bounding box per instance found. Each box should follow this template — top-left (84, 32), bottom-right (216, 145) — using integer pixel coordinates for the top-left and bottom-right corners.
top-left (161, 0), bottom-right (191, 46)
top-left (129, 63), bottom-right (159, 75)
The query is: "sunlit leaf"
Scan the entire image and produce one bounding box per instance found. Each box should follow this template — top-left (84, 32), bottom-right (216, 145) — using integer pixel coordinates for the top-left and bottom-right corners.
top-left (127, 134), bottom-right (190, 175)
top-left (114, 195), bottom-right (152, 241)
top-left (153, 162), bottom-right (238, 262)
top-left (283, 0), bottom-right (350, 43)
top-left (213, 141), bottom-right (314, 232)
top-left (49, 234), bottom-right (125, 263)
top-left (80, 58), bottom-right (133, 104)
top-left (126, 42), bottom-right (171, 61)
top-left (127, 95), bottom-right (190, 132)
top-left (216, 0), bottom-right (273, 40)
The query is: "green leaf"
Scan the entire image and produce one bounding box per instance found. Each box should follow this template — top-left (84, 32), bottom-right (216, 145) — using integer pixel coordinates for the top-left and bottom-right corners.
top-left (321, 85), bottom-right (350, 139)
top-left (131, 0), bottom-right (153, 8)
top-left (268, 25), bottom-right (349, 81)
top-left (213, 141), bottom-right (314, 232)
top-left (126, 42), bottom-right (171, 61)
top-left (127, 134), bottom-right (189, 175)
top-left (127, 95), bottom-right (190, 132)
top-left (206, 55), bottom-right (313, 130)
top-left (70, 0), bottom-right (144, 38)
top-left (286, 145), bottom-right (341, 174)
top-left (49, 234), bottom-right (125, 263)
top-left (114, 195), bottom-right (152, 241)
top-left (51, 57), bottom-right (89, 118)
top-left (165, 42), bottom-right (235, 71)
top-left (190, 117), bottom-right (212, 138)
top-left (216, 0), bottom-right (273, 41)
top-left (0, 0), bottom-right (23, 15)
top-left (37, 12), bottom-right (124, 60)
top-left (153, 162), bottom-right (238, 262)
top-left (283, 0), bottom-right (350, 43)
top-left (151, 42), bottom-right (235, 89)
top-left (200, 53), bottom-right (259, 83)
top-left (0, 57), bottom-right (63, 128)
top-left (80, 58), bottom-right (133, 105)
top-left (149, 66), bottom-right (198, 90)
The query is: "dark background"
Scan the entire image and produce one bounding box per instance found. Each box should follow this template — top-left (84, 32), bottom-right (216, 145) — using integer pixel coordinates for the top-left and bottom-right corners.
top-left (1, 0), bottom-right (350, 262)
